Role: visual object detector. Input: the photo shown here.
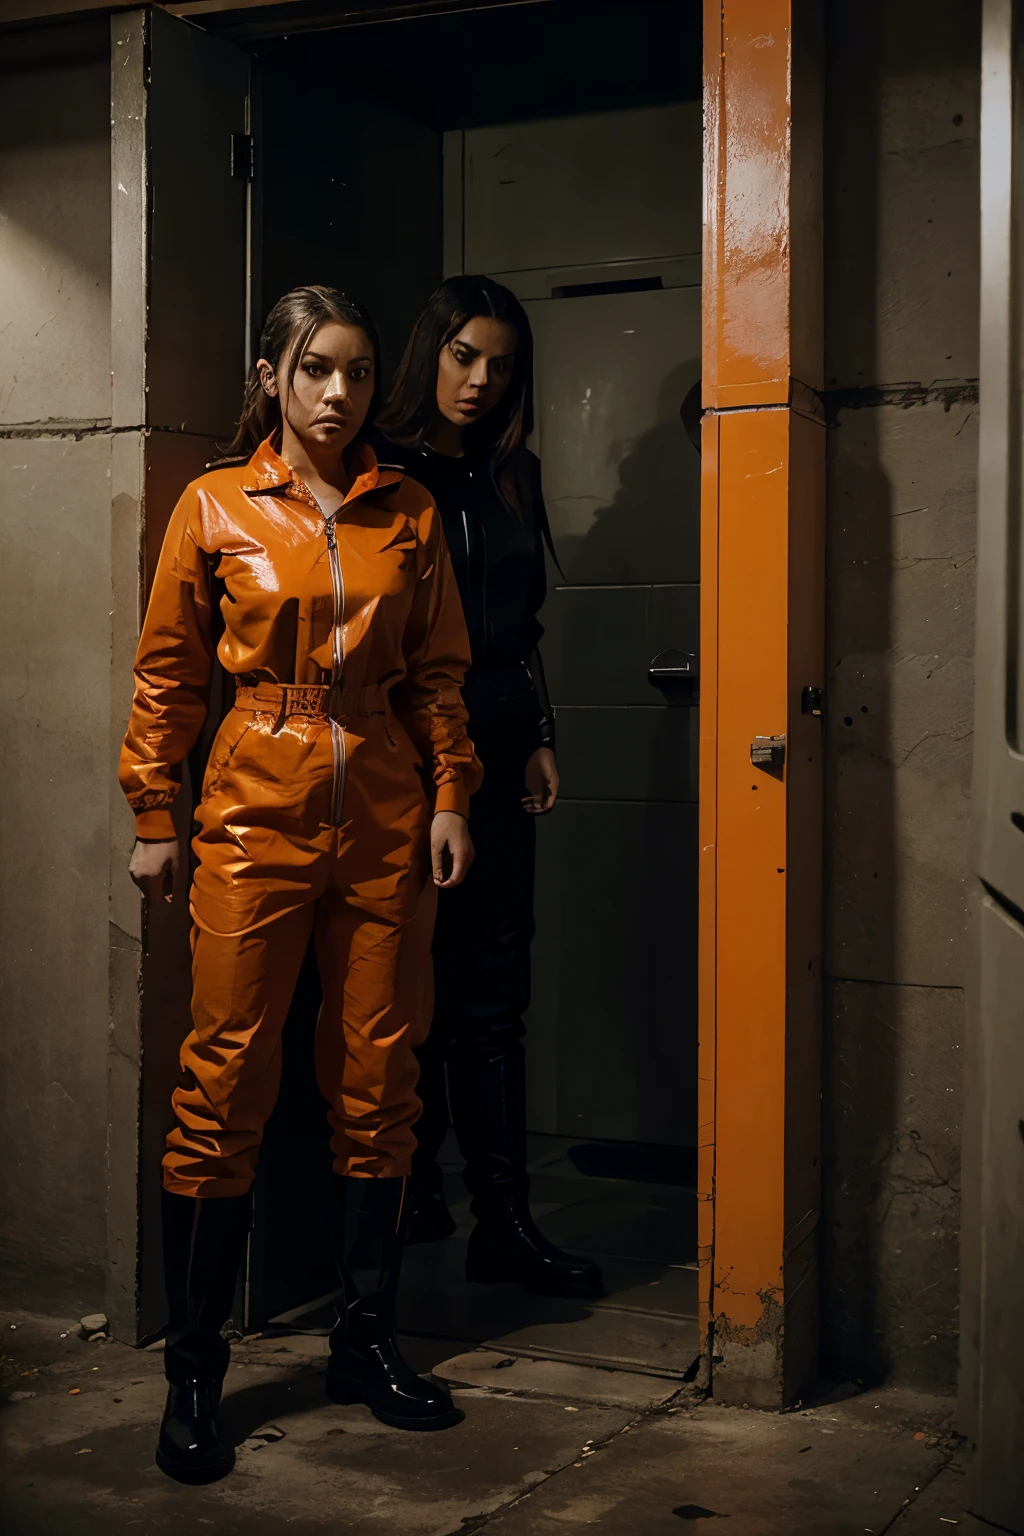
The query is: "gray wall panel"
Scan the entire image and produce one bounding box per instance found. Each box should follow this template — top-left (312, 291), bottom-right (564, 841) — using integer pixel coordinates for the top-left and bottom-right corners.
top-left (464, 104), bottom-right (701, 273)
top-left (0, 434), bottom-right (112, 1310)
top-left (529, 283), bottom-right (701, 587)
top-left (825, 9), bottom-right (979, 391)
top-left (0, 32), bottom-right (110, 426)
top-left (825, 398), bottom-right (975, 987)
top-left (822, 977), bottom-right (963, 1392)
top-left (543, 584), bottom-right (699, 707)
top-left (0, 20), bottom-right (113, 1314)
top-left (555, 706), bottom-right (698, 804)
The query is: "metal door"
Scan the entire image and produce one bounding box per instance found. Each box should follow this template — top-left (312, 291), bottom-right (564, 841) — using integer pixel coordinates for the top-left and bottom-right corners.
top-left (526, 286), bottom-right (700, 1145)
top-left (451, 104), bottom-right (703, 1147)
top-left (961, 2), bottom-right (1024, 1525)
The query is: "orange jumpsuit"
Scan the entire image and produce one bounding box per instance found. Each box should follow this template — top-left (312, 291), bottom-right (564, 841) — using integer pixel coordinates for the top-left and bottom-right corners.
top-left (119, 438), bottom-right (481, 1197)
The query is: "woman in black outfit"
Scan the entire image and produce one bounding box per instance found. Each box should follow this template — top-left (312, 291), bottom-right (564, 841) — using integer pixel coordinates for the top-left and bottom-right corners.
top-left (374, 276), bottom-right (602, 1298)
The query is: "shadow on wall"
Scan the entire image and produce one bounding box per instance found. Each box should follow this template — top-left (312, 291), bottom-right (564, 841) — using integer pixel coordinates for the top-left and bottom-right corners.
top-left (555, 359), bottom-right (701, 585)
top-left (529, 356), bottom-right (701, 1147)
top-left (821, 426), bottom-right (899, 1389)
top-left (820, 0), bottom-right (976, 1394)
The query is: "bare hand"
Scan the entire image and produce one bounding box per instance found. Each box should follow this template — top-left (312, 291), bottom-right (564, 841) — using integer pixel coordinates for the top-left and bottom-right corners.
top-left (522, 747), bottom-right (559, 814)
top-left (431, 811), bottom-right (474, 888)
top-left (128, 838), bottom-right (179, 904)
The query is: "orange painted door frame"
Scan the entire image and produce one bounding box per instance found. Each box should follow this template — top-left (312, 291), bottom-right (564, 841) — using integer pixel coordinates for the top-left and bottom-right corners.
top-left (699, 0), bottom-right (825, 1407)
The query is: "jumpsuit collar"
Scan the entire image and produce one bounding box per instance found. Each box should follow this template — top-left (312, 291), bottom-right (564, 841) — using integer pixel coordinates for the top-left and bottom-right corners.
top-left (241, 436), bottom-right (405, 509)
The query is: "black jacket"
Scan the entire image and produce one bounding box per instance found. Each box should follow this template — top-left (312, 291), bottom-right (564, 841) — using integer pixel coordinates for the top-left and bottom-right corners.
top-left (371, 432), bottom-right (555, 751)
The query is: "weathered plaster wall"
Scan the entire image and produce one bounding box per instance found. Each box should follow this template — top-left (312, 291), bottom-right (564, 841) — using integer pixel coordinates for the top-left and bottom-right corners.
top-left (0, 22), bottom-right (113, 1312)
top-left (822, 0), bottom-right (979, 1392)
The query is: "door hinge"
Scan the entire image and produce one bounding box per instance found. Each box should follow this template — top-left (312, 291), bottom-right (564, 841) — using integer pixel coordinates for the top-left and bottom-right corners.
top-left (750, 734), bottom-right (786, 769)
top-left (231, 132), bottom-right (255, 183)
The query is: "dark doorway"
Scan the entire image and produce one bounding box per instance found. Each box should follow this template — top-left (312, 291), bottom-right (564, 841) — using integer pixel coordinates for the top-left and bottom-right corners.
top-left (249, 0), bottom-right (703, 1380)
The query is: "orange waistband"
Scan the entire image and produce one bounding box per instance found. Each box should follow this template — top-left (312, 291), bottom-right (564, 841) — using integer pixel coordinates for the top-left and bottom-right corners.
top-left (234, 682), bottom-right (330, 720)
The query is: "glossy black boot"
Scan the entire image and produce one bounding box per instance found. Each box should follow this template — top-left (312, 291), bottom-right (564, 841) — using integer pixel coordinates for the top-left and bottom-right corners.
top-left (408, 1041), bottom-right (457, 1245)
top-left (450, 1040), bottom-right (604, 1299)
top-left (326, 1177), bottom-right (462, 1431)
top-left (156, 1188), bottom-right (251, 1485)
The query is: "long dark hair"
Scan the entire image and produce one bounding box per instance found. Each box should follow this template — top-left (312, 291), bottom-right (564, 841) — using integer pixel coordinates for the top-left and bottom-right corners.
top-left (219, 285), bottom-right (381, 462)
top-left (377, 275), bottom-right (534, 492)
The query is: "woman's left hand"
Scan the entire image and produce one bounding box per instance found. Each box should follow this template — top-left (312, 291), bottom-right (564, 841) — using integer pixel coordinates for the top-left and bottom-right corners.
top-left (431, 811), bottom-right (475, 888)
top-left (522, 747), bottom-right (559, 814)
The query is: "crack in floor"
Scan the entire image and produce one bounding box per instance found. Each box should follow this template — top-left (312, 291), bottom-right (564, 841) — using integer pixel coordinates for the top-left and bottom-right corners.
top-left (439, 1388), bottom-right (693, 1536)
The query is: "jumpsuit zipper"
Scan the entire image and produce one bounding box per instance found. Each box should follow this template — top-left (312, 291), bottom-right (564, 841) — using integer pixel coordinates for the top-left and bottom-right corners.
top-left (323, 513), bottom-right (347, 826)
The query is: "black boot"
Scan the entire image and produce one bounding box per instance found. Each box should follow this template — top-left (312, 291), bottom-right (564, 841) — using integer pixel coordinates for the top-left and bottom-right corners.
top-left (450, 1041), bottom-right (604, 1299)
top-left (408, 1042), bottom-right (457, 1244)
top-left (326, 1177), bottom-right (462, 1431)
top-left (156, 1188), bottom-right (251, 1485)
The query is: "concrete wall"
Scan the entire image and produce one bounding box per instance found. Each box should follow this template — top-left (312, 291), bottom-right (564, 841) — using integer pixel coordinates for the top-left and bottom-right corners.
top-left (822, 0), bottom-right (979, 1393)
top-left (0, 20), bottom-right (113, 1312)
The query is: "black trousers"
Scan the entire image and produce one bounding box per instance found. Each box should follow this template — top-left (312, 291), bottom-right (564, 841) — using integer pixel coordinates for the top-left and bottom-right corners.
top-left (414, 687), bottom-right (538, 1190)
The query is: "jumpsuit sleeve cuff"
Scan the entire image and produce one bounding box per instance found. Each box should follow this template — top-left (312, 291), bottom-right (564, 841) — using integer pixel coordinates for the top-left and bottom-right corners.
top-left (433, 780), bottom-right (471, 819)
top-left (134, 806), bottom-right (178, 841)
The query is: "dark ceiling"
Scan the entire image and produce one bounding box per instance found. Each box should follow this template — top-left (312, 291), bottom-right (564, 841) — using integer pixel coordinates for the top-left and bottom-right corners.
top-left (257, 0), bottom-right (701, 130)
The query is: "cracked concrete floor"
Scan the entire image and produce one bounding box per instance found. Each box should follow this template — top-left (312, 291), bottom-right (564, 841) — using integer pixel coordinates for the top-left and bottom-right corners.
top-left (1, 1309), bottom-right (971, 1535)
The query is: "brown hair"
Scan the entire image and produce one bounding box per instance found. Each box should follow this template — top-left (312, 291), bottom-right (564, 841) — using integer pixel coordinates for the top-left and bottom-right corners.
top-left (376, 275), bottom-right (534, 508)
top-left (219, 285), bottom-right (381, 463)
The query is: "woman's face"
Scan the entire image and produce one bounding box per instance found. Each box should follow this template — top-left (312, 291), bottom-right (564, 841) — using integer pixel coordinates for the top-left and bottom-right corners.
top-left (435, 315), bottom-right (518, 430)
top-left (259, 321), bottom-right (375, 452)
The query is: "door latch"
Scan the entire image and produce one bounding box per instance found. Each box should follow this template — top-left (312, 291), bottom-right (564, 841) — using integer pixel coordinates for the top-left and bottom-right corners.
top-left (648, 649), bottom-right (699, 702)
top-left (750, 734), bottom-right (786, 768)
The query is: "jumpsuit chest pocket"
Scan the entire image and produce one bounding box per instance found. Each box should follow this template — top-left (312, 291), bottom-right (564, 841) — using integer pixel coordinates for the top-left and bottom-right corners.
top-left (304, 593), bottom-right (335, 671)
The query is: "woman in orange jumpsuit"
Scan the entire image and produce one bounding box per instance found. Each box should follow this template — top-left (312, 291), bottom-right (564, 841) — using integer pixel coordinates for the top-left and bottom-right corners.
top-left (121, 285), bottom-right (480, 1483)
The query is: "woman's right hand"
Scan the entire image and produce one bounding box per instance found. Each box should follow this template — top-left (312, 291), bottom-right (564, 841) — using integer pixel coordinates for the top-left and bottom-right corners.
top-left (128, 838), bottom-right (179, 904)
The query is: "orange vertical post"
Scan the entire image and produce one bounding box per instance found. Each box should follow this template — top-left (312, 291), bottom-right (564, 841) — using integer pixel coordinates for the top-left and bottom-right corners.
top-left (699, 0), bottom-right (825, 1407)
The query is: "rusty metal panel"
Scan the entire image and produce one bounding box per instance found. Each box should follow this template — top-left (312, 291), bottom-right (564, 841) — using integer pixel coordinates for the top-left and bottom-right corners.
top-left (700, 0), bottom-right (825, 1407)
top-left (703, 0), bottom-right (823, 409)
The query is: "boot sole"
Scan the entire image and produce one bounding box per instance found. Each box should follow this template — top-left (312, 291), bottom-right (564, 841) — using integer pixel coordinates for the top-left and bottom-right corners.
top-left (325, 1374), bottom-right (463, 1431)
top-left (155, 1446), bottom-right (235, 1485)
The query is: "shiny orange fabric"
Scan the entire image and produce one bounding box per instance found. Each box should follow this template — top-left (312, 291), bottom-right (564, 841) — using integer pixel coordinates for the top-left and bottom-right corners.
top-left (118, 438), bottom-right (481, 1192)
top-left (167, 833), bottom-right (438, 1195)
top-left (120, 437), bottom-right (479, 842)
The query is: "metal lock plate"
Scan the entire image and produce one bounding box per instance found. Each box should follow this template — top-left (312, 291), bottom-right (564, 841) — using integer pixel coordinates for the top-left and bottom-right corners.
top-left (750, 734), bottom-right (786, 768)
